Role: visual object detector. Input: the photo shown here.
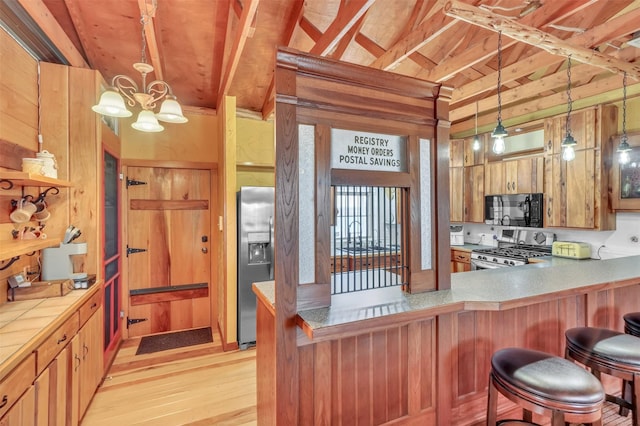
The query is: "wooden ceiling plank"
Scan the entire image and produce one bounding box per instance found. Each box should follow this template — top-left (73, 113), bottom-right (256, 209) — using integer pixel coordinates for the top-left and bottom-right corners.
top-left (137, 0), bottom-right (163, 81)
top-left (217, 0), bottom-right (260, 108)
top-left (330, 12), bottom-right (368, 60)
top-left (309, 0), bottom-right (376, 56)
top-left (369, 12), bottom-right (459, 71)
top-left (451, 5), bottom-right (640, 104)
top-left (16, 0), bottom-right (88, 67)
top-left (444, 0), bottom-right (640, 80)
top-left (356, 32), bottom-right (437, 69)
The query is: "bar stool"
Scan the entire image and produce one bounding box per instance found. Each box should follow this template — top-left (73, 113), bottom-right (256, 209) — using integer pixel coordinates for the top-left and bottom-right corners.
top-left (487, 347), bottom-right (604, 426)
top-left (624, 312), bottom-right (640, 337)
top-left (566, 326), bottom-right (640, 426)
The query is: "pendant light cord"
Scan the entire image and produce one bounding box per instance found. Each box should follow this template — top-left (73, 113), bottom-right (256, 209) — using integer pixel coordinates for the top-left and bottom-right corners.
top-left (475, 101), bottom-right (478, 133)
top-left (496, 31), bottom-right (503, 124)
top-left (565, 55), bottom-right (572, 136)
top-left (622, 71), bottom-right (628, 143)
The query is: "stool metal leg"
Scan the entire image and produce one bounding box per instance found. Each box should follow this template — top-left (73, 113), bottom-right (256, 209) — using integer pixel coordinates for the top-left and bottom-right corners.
top-left (487, 374), bottom-right (498, 426)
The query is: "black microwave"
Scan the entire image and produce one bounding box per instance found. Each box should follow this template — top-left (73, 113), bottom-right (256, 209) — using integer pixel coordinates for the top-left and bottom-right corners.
top-left (484, 193), bottom-right (543, 227)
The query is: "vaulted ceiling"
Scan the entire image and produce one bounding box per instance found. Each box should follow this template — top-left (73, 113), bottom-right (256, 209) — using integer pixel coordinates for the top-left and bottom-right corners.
top-left (4, 0), bottom-right (640, 137)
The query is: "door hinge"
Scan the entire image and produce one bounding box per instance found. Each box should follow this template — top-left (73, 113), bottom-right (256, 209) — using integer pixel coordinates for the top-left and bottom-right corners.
top-left (126, 317), bottom-right (148, 328)
top-left (126, 177), bottom-right (147, 188)
top-left (126, 245), bottom-right (147, 257)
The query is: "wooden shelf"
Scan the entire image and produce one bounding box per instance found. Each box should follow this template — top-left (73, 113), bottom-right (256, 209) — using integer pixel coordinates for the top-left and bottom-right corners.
top-left (0, 172), bottom-right (72, 188)
top-left (0, 238), bottom-right (62, 261)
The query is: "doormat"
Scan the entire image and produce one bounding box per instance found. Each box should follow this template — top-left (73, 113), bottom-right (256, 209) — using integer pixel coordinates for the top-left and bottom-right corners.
top-left (136, 327), bottom-right (213, 355)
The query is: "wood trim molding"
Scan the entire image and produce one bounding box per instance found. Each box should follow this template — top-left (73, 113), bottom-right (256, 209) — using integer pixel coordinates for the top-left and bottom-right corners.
top-left (121, 159), bottom-right (218, 170)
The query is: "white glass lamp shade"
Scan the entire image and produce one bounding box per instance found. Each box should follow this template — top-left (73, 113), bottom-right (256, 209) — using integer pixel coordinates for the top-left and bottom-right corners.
top-left (131, 110), bottom-right (164, 132)
top-left (156, 97), bottom-right (188, 123)
top-left (91, 90), bottom-right (132, 118)
top-left (492, 136), bottom-right (505, 154)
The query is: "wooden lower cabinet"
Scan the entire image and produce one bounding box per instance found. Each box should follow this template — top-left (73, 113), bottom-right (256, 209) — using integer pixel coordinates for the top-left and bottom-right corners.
top-left (450, 248), bottom-right (471, 273)
top-left (0, 385), bottom-right (36, 426)
top-left (31, 292), bottom-right (103, 426)
top-left (77, 305), bottom-right (103, 419)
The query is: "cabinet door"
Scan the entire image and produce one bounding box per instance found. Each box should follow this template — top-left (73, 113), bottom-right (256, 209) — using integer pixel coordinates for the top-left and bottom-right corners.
top-left (78, 306), bottom-right (104, 419)
top-left (504, 157), bottom-right (542, 194)
top-left (463, 136), bottom-right (485, 166)
top-left (485, 162), bottom-right (504, 195)
top-left (464, 165), bottom-right (484, 223)
top-left (0, 385), bottom-right (35, 426)
top-left (34, 368), bottom-right (49, 426)
top-left (545, 150), bottom-right (596, 228)
top-left (450, 139), bottom-right (464, 168)
top-left (449, 167), bottom-right (464, 222)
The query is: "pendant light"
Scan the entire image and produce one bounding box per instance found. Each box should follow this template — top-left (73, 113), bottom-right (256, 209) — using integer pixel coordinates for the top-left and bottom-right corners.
top-left (617, 72), bottom-right (631, 165)
top-left (561, 55), bottom-right (577, 162)
top-left (472, 101), bottom-right (481, 151)
top-left (491, 31), bottom-right (507, 154)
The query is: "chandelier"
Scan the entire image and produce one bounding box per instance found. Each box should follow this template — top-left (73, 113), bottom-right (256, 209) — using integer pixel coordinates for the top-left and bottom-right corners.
top-left (91, 4), bottom-right (187, 132)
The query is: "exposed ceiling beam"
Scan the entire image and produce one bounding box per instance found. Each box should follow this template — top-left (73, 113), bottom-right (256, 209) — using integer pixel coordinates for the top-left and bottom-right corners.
top-left (16, 0), bottom-right (88, 67)
top-left (137, 0), bottom-right (163, 81)
top-left (217, 0), bottom-right (259, 110)
top-left (450, 4), bottom-right (640, 105)
top-left (309, 0), bottom-right (376, 56)
top-left (261, 0), bottom-right (304, 120)
top-left (420, 0), bottom-right (591, 83)
top-left (444, 0), bottom-right (640, 80)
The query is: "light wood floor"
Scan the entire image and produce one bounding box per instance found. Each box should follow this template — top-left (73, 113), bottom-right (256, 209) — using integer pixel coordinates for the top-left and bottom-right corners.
top-left (81, 329), bottom-right (257, 426)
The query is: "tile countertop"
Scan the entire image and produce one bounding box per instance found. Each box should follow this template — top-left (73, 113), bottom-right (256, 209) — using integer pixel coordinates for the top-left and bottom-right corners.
top-left (0, 286), bottom-right (99, 378)
top-left (254, 255), bottom-right (640, 340)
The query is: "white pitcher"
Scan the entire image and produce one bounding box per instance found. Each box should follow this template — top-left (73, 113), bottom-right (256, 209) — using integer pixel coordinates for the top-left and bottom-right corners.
top-left (36, 150), bottom-right (58, 178)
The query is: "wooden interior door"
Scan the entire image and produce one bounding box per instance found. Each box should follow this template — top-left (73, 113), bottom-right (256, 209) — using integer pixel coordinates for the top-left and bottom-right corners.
top-left (124, 166), bottom-right (211, 338)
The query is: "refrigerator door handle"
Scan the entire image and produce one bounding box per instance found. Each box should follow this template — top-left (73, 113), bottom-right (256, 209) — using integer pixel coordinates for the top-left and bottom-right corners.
top-left (269, 216), bottom-right (274, 280)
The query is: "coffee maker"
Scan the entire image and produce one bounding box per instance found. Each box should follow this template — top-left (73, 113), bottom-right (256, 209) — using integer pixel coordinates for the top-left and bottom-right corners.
top-left (42, 225), bottom-right (86, 281)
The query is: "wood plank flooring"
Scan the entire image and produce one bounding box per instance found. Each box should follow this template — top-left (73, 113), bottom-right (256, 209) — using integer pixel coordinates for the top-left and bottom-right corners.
top-left (81, 329), bottom-right (257, 426)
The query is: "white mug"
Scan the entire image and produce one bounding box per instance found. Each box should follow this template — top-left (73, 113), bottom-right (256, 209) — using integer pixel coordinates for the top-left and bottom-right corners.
top-left (10, 199), bottom-right (37, 223)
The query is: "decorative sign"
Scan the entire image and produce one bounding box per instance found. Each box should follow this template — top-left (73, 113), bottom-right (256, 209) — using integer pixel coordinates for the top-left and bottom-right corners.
top-left (330, 129), bottom-right (407, 172)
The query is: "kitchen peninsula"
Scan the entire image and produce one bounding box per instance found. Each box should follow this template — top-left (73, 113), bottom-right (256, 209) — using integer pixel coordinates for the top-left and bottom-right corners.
top-left (255, 256), bottom-right (640, 425)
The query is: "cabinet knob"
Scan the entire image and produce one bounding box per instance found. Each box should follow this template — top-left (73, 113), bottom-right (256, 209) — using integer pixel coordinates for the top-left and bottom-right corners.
top-left (57, 334), bottom-right (67, 344)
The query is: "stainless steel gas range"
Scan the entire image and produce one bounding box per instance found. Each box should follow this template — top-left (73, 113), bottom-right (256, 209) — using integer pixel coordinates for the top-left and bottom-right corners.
top-left (470, 244), bottom-right (552, 270)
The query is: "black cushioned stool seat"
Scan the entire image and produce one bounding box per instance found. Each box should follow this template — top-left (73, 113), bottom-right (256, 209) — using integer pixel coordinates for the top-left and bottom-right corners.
top-left (566, 326), bottom-right (640, 426)
top-left (487, 347), bottom-right (604, 426)
top-left (624, 312), bottom-right (640, 337)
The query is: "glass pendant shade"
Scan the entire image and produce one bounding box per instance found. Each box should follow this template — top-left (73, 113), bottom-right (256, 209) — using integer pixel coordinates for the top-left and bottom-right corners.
top-left (156, 96), bottom-right (189, 123)
top-left (561, 133), bottom-right (577, 161)
top-left (491, 122), bottom-right (507, 154)
top-left (131, 110), bottom-right (164, 132)
top-left (618, 139), bottom-right (631, 165)
top-left (91, 90), bottom-right (133, 118)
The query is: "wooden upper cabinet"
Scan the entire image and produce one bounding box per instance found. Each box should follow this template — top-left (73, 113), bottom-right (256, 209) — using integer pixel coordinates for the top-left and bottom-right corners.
top-left (543, 105), bottom-right (616, 230)
top-left (450, 167), bottom-right (464, 223)
top-left (485, 161), bottom-right (504, 195)
top-left (463, 135), bottom-right (485, 166)
top-left (464, 165), bottom-right (484, 223)
top-left (450, 139), bottom-right (464, 168)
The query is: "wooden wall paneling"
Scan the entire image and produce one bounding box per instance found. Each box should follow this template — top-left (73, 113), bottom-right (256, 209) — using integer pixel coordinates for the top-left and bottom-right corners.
top-left (436, 312), bottom-right (454, 425)
top-left (0, 30), bottom-right (38, 149)
top-left (313, 341), bottom-right (332, 425)
top-left (297, 344), bottom-right (315, 425)
top-left (68, 66), bottom-right (99, 278)
top-left (256, 298), bottom-right (276, 426)
top-left (39, 62), bottom-right (70, 245)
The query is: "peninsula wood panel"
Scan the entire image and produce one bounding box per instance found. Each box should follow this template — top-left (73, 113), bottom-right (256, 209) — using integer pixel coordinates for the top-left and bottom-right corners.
top-left (297, 319), bottom-right (437, 425)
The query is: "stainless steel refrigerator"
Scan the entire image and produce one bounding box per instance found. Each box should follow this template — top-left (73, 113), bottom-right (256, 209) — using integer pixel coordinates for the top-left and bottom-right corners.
top-left (237, 186), bottom-right (274, 349)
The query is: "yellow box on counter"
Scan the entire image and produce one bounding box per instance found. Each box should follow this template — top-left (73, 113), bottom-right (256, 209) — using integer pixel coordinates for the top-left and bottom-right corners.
top-left (7, 279), bottom-right (74, 302)
top-left (552, 241), bottom-right (592, 259)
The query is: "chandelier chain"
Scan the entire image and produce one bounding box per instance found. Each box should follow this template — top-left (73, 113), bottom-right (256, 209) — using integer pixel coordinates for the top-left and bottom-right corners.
top-left (565, 55), bottom-right (572, 135)
top-left (622, 71), bottom-right (628, 143)
top-left (497, 31), bottom-right (502, 122)
top-left (140, 16), bottom-right (148, 65)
